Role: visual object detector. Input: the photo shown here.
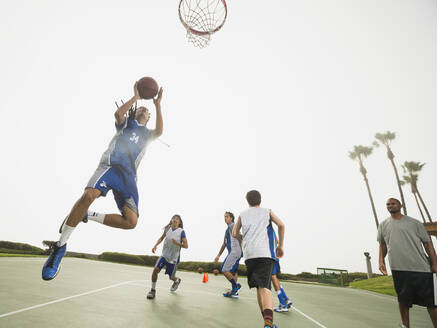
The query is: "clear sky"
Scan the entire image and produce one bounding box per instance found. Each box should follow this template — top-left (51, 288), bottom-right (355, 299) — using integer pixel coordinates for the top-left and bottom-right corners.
top-left (1, 0), bottom-right (437, 274)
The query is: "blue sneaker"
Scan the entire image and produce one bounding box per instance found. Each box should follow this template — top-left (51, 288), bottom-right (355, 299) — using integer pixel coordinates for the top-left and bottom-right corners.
top-left (59, 214), bottom-right (88, 233)
top-left (264, 325), bottom-right (278, 328)
top-left (286, 299), bottom-right (293, 308)
top-left (223, 288), bottom-right (239, 298)
top-left (42, 243), bottom-right (67, 280)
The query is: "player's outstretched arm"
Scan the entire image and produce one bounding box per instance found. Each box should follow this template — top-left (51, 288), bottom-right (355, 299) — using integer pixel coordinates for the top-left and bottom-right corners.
top-left (115, 82), bottom-right (140, 125)
top-left (424, 241), bottom-right (437, 273)
top-left (378, 242), bottom-right (388, 275)
top-left (151, 87), bottom-right (163, 138)
top-left (152, 233), bottom-right (165, 254)
top-left (215, 241), bottom-right (226, 262)
top-left (270, 211), bottom-right (285, 258)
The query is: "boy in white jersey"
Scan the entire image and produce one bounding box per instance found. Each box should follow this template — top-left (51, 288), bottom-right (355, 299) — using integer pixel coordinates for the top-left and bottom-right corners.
top-left (147, 215), bottom-right (188, 299)
top-left (42, 82), bottom-right (163, 281)
top-left (233, 190), bottom-right (285, 328)
top-left (214, 211), bottom-right (243, 298)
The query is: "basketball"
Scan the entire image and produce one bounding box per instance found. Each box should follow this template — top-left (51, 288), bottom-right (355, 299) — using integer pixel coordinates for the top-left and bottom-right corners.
top-left (197, 267), bottom-right (203, 273)
top-left (137, 77), bottom-right (159, 100)
top-left (213, 269), bottom-right (219, 275)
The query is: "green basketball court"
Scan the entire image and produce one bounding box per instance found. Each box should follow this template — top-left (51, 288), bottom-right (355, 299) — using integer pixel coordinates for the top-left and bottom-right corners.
top-left (0, 257), bottom-right (432, 327)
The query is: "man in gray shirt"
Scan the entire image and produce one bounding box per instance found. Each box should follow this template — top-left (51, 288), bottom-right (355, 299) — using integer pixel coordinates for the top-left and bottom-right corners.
top-left (378, 198), bottom-right (437, 328)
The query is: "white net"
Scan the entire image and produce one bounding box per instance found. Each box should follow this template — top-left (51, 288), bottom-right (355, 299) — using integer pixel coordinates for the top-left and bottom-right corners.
top-left (179, 0), bottom-right (227, 48)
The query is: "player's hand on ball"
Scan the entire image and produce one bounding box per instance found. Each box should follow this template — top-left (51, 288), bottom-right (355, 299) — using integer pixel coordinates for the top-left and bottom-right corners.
top-left (134, 81), bottom-right (140, 100)
top-left (153, 87), bottom-right (163, 106)
top-left (276, 246), bottom-right (284, 258)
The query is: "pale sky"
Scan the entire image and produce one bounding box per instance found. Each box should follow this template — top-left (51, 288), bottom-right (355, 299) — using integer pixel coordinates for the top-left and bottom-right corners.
top-left (1, 0), bottom-right (437, 274)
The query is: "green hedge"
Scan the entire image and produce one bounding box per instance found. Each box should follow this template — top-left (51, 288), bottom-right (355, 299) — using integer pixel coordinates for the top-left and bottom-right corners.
top-left (98, 252), bottom-right (146, 265)
top-left (0, 241), bottom-right (44, 254)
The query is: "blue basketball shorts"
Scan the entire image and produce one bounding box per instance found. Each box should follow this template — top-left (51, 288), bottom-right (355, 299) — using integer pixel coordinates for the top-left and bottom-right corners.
top-left (155, 256), bottom-right (178, 279)
top-left (272, 260), bottom-right (281, 276)
top-left (86, 164), bottom-right (139, 216)
top-left (221, 252), bottom-right (242, 273)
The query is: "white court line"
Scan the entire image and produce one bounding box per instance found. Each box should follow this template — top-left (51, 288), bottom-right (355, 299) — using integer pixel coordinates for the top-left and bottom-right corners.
top-left (127, 281), bottom-right (328, 328)
top-left (0, 281), bottom-right (135, 319)
top-left (290, 306), bottom-right (327, 328)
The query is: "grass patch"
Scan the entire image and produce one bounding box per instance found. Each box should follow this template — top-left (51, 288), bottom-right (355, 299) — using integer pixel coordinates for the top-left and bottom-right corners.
top-left (0, 253), bottom-right (44, 257)
top-left (349, 275), bottom-right (396, 297)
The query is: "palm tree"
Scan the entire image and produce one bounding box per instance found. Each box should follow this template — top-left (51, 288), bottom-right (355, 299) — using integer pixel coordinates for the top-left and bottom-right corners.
top-left (402, 161), bottom-right (433, 222)
top-left (374, 131), bottom-right (407, 215)
top-left (400, 176), bottom-right (425, 223)
top-left (349, 145), bottom-right (379, 228)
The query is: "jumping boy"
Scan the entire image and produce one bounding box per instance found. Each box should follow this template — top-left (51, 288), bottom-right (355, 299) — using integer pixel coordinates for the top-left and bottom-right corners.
top-left (42, 82), bottom-right (163, 280)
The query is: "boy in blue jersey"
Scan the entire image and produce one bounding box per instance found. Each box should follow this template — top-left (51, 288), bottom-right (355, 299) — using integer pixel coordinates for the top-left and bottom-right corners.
top-left (42, 82), bottom-right (163, 281)
top-left (233, 190), bottom-right (285, 328)
top-left (214, 211), bottom-right (243, 298)
top-left (271, 231), bottom-right (293, 313)
top-left (147, 215), bottom-right (188, 299)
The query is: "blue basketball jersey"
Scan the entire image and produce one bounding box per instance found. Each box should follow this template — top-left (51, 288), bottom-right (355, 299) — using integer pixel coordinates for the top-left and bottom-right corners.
top-left (99, 118), bottom-right (152, 176)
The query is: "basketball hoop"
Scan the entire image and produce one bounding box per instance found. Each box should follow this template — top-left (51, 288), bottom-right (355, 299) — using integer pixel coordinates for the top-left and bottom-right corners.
top-left (178, 0), bottom-right (227, 48)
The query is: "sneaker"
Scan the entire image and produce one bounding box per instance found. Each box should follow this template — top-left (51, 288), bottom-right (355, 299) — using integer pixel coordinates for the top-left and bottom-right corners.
top-left (223, 289), bottom-right (239, 298)
top-left (264, 325), bottom-right (278, 328)
top-left (170, 278), bottom-right (181, 292)
top-left (147, 289), bottom-right (156, 299)
top-left (274, 304), bottom-right (289, 313)
top-left (42, 243), bottom-right (67, 280)
top-left (59, 214), bottom-right (88, 233)
top-left (286, 299), bottom-right (293, 308)
top-left (399, 325), bottom-right (407, 328)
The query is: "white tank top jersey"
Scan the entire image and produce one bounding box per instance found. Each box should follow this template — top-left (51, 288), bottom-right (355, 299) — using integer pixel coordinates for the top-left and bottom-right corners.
top-left (161, 227), bottom-right (186, 264)
top-left (240, 207), bottom-right (276, 260)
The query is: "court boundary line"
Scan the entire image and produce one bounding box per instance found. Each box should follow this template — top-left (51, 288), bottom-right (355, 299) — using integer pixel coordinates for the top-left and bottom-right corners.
top-left (0, 280), bottom-right (137, 319)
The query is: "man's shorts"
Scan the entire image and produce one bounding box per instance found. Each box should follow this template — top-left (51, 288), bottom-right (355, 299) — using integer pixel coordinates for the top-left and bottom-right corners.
top-left (392, 270), bottom-right (436, 308)
top-left (220, 252), bottom-right (242, 273)
top-left (155, 256), bottom-right (178, 279)
top-left (86, 164), bottom-right (139, 216)
top-left (272, 259), bottom-right (281, 276)
top-left (245, 258), bottom-right (275, 289)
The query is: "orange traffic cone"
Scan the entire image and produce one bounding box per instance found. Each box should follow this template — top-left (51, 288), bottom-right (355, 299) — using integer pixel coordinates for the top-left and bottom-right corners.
top-left (206, 272), bottom-right (209, 282)
top-left (202, 273), bottom-right (207, 283)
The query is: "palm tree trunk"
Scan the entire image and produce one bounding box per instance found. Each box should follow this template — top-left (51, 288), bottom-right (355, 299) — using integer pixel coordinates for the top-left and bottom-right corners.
top-left (389, 158), bottom-right (407, 215)
top-left (363, 174), bottom-right (379, 228)
top-left (416, 188), bottom-right (432, 222)
top-left (413, 192), bottom-right (426, 223)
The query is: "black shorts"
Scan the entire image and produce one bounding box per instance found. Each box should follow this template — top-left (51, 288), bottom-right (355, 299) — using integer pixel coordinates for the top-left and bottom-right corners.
top-left (245, 258), bottom-right (275, 289)
top-left (392, 270), bottom-right (436, 308)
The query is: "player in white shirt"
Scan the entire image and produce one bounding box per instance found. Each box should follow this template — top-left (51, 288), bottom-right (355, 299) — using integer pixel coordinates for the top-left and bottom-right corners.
top-left (147, 215), bottom-right (188, 299)
top-left (233, 190), bottom-right (285, 328)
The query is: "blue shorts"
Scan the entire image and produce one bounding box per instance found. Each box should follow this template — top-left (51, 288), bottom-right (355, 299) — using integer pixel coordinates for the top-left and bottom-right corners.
top-left (86, 165), bottom-right (139, 215)
top-left (272, 260), bottom-right (281, 276)
top-left (221, 253), bottom-right (241, 273)
top-left (155, 256), bottom-right (178, 279)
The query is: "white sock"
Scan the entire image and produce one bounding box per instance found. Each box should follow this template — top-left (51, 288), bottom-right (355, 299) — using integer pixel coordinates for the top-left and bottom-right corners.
top-left (152, 282), bottom-right (157, 290)
top-left (276, 290), bottom-right (282, 296)
top-left (57, 224), bottom-right (75, 246)
top-left (87, 211), bottom-right (105, 224)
